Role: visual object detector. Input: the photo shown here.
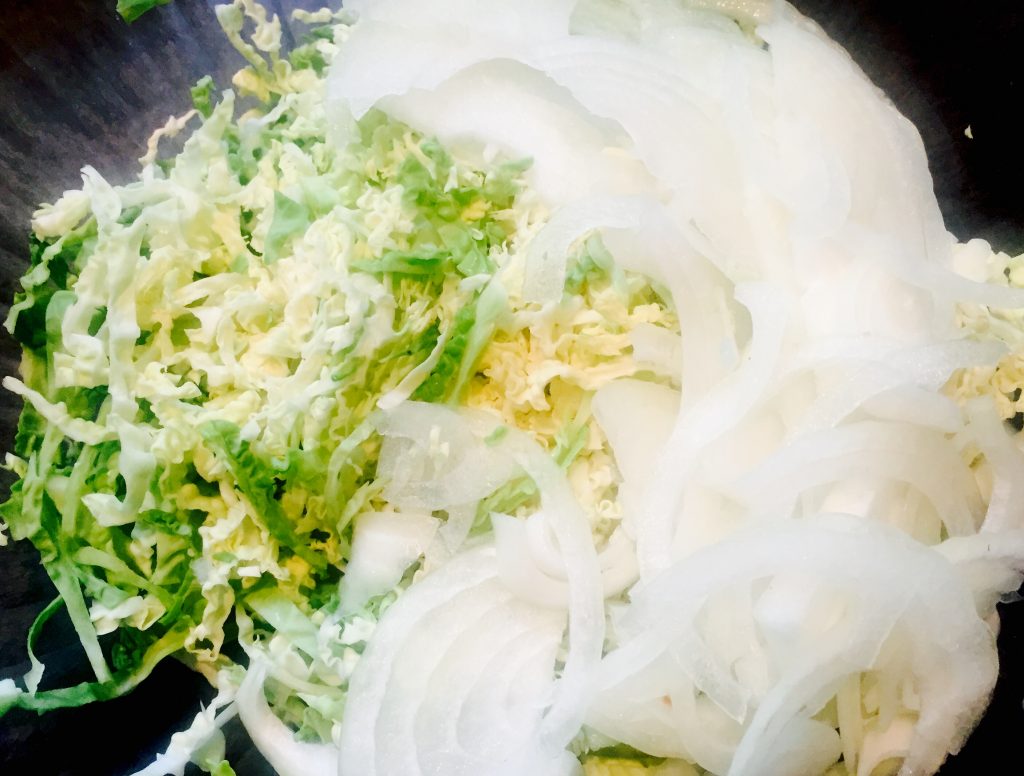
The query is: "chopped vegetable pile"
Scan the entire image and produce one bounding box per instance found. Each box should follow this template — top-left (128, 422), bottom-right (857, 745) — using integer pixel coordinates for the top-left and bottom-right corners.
top-left (3, 1), bottom-right (1024, 776)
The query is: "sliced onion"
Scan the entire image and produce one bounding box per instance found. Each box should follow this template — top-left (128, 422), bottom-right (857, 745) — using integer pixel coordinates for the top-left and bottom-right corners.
top-left (493, 512), bottom-right (639, 606)
top-left (236, 662), bottom-right (338, 776)
top-left (719, 420), bottom-right (984, 536)
top-left (588, 517), bottom-right (997, 776)
top-left (963, 398), bottom-right (1024, 533)
top-left (340, 511), bottom-right (440, 614)
top-left (492, 513), bottom-right (573, 608)
top-left (637, 282), bottom-right (790, 572)
top-left (785, 339), bottom-right (1005, 436)
top-left (629, 323), bottom-right (683, 382)
top-left (856, 716), bottom-right (916, 776)
top-left (377, 60), bottom-right (653, 209)
top-left (592, 379), bottom-right (679, 490)
top-left (423, 501), bottom-right (477, 569)
top-left (493, 426), bottom-right (606, 747)
top-left (935, 530), bottom-right (1024, 617)
top-left (329, 0), bottom-right (576, 118)
top-left (377, 401), bottom-right (520, 510)
top-left (339, 545), bottom-right (576, 775)
top-left (745, 717), bottom-right (842, 776)
top-left (522, 197), bottom-right (652, 302)
top-left (596, 209), bottom-right (738, 401)
top-left (583, 652), bottom-right (697, 762)
top-left (374, 402), bottom-right (604, 751)
top-left (326, 3), bottom-right (1024, 775)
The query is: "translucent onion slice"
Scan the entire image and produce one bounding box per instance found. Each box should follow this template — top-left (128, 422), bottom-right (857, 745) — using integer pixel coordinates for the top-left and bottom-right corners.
top-left (636, 282), bottom-right (790, 571)
top-left (589, 517), bottom-right (998, 776)
top-left (376, 401), bottom-right (520, 510)
top-left (491, 425), bottom-right (606, 746)
top-left (376, 60), bottom-right (654, 209)
top-left (628, 323), bottom-right (683, 382)
top-left (340, 510), bottom-right (440, 614)
top-left (935, 530), bottom-right (1024, 617)
top-left (236, 662), bottom-right (338, 776)
top-left (784, 339), bottom-right (1005, 436)
top-left (338, 544), bottom-right (577, 776)
top-left (963, 399), bottom-right (1024, 534)
top-left (719, 420), bottom-right (984, 536)
top-left (856, 716), bottom-right (917, 776)
top-left (522, 197), bottom-right (653, 303)
top-left (493, 512), bottom-right (639, 606)
top-left (326, 3), bottom-right (1024, 775)
top-left (592, 378), bottom-right (679, 536)
top-left (375, 402), bottom-right (605, 749)
top-left (330, 0), bottom-right (577, 118)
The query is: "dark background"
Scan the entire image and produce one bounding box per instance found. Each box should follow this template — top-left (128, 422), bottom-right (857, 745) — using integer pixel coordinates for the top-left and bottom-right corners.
top-left (1, 1), bottom-right (1023, 774)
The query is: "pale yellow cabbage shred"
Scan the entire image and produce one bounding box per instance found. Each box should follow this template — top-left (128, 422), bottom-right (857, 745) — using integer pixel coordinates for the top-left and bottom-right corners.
top-left (948, 241), bottom-right (1024, 419)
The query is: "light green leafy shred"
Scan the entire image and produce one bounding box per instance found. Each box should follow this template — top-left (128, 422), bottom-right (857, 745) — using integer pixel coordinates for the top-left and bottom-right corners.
top-left (117, 0), bottom-right (173, 23)
top-left (0, 2), bottom-right (531, 753)
top-left (190, 75), bottom-right (217, 118)
top-left (200, 420), bottom-right (328, 571)
top-left (263, 192), bottom-right (311, 263)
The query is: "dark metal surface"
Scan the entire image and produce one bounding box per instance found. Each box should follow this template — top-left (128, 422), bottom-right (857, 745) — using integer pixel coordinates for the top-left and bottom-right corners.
top-left (0, 1), bottom-right (1022, 774)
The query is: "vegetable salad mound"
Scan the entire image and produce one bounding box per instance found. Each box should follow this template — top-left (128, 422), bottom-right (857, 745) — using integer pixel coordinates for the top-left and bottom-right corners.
top-left (3, 2), bottom-right (1024, 776)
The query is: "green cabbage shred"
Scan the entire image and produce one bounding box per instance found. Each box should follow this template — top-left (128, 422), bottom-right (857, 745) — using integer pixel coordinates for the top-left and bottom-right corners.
top-left (0, 1), bottom-right (530, 769)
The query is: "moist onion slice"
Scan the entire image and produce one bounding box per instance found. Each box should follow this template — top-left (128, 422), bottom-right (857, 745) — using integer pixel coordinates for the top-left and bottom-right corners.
top-left (587, 517), bottom-right (1000, 776)
top-left (325, 3), bottom-right (1024, 775)
top-left (236, 662), bottom-right (338, 776)
top-left (338, 544), bottom-right (579, 776)
top-left (340, 510), bottom-right (440, 614)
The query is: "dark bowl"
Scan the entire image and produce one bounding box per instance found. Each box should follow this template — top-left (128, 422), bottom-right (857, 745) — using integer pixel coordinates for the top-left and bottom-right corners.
top-left (0, 1), bottom-right (1022, 774)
